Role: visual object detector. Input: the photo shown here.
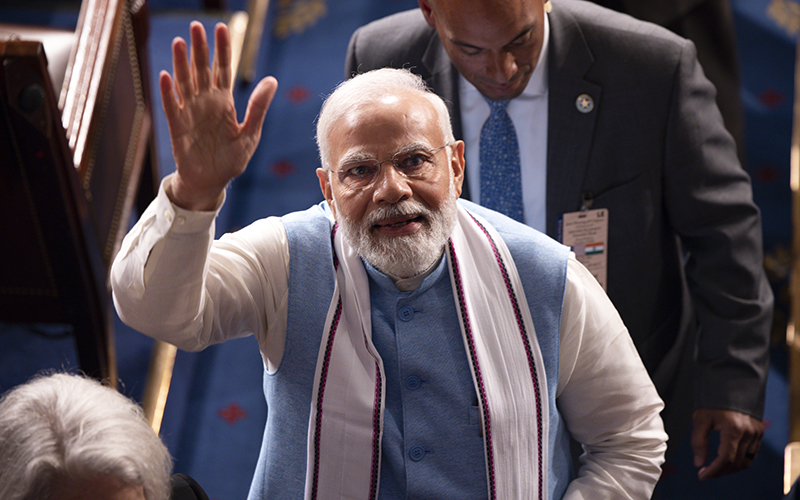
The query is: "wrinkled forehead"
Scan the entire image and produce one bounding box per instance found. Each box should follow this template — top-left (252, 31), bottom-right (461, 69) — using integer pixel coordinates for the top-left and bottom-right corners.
top-left (330, 94), bottom-right (445, 163)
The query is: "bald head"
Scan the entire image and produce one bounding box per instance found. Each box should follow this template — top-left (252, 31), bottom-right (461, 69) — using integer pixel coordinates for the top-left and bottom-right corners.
top-left (418, 0), bottom-right (547, 101)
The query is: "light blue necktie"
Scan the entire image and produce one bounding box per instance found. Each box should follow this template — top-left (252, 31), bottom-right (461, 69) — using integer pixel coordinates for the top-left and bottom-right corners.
top-left (479, 99), bottom-right (524, 222)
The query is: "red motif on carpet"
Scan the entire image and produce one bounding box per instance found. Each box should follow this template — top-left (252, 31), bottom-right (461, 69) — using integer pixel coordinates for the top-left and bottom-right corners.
top-left (271, 158), bottom-right (296, 177)
top-left (218, 402), bottom-right (248, 424)
top-left (287, 84), bottom-right (311, 104)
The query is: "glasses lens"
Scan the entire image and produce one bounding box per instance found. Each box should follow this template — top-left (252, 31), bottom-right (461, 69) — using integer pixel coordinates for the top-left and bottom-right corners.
top-left (338, 162), bottom-right (379, 188)
top-left (334, 144), bottom-right (449, 188)
top-left (396, 151), bottom-right (435, 176)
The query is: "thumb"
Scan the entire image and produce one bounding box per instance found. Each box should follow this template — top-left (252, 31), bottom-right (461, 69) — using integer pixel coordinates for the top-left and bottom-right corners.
top-left (691, 415), bottom-right (712, 467)
top-left (242, 76), bottom-right (278, 139)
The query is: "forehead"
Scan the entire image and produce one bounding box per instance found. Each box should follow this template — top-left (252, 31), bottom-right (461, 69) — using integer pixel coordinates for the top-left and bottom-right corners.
top-left (329, 92), bottom-right (444, 162)
top-left (435, 0), bottom-right (542, 46)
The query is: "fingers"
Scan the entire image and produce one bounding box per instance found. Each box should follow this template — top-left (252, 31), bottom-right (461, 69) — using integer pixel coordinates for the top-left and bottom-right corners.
top-left (159, 70), bottom-right (179, 125)
top-left (701, 427), bottom-right (741, 481)
top-left (745, 435), bottom-right (762, 460)
top-left (242, 76), bottom-right (279, 140)
top-left (690, 413), bottom-right (711, 468)
top-left (171, 36), bottom-right (192, 105)
top-left (697, 454), bottom-right (726, 481)
top-left (190, 21), bottom-right (212, 91)
top-left (692, 409), bottom-right (765, 481)
top-left (697, 433), bottom-right (748, 480)
top-left (213, 22), bottom-right (233, 90)
top-left (740, 421), bottom-right (763, 464)
top-left (171, 21), bottom-right (233, 102)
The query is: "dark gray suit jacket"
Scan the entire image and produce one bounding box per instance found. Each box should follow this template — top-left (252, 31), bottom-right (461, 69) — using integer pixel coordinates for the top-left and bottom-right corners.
top-left (590, 0), bottom-right (745, 161)
top-left (345, 0), bottom-right (772, 447)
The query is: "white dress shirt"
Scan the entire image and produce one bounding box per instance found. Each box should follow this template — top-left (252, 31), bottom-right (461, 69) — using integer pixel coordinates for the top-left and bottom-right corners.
top-left (460, 11), bottom-right (550, 232)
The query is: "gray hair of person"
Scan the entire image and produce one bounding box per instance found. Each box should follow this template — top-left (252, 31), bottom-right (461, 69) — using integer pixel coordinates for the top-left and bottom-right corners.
top-left (316, 68), bottom-right (456, 170)
top-left (0, 372), bottom-right (172, 500)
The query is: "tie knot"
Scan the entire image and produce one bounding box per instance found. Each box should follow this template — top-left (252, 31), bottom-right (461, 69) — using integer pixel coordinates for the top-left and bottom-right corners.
top-left (486, 98), bottom-right (511, 114)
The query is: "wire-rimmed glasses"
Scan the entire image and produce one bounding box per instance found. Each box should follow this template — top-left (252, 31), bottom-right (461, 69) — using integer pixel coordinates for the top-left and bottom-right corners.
top-left (330, 143), bottom-right (452, 190)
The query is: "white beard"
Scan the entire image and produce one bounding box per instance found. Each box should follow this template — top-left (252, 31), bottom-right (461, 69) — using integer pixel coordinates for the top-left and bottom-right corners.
top-left (336, 186), bottom-right (458, 280)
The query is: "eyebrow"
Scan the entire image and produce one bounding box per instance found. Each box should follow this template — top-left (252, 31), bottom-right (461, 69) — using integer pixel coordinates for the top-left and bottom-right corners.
top-left (337, 142), bottom-right (433, 167)
top-left (450, 24), bottom-right (536, 51)
top-left (390, 142), bottom-right (431, 157)
top-left (337, 151), bottom-right (377, 167)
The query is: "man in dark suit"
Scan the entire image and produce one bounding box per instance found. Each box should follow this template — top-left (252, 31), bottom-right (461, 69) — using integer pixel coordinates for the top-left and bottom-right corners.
top-left (345, 0), bottom-right (772, 481)
top-left (590, 0), bottom-right (745, 162)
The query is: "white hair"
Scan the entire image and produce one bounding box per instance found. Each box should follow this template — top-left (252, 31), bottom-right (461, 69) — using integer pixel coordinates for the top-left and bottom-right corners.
top-left (316, 68), bottom-right (456, 170)
top-left (0, 372), bottom-right (172, 500)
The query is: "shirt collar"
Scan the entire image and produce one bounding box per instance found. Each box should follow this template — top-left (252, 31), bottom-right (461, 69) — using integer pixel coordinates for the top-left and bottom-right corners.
top-left (364, 253), bottom-right (446, 293)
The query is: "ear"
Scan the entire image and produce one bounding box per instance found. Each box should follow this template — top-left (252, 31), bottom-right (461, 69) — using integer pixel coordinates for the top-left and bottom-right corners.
top-left (418, 0), bottom-right (437, 29)
top-left (316, 168), bottom-right (338, 219)
top-left (450, 140), bottom-right (465, 198)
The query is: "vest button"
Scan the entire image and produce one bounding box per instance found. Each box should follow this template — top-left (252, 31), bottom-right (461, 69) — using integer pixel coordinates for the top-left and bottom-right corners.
top-left (398, 305), bottom-right (415, 321)
top-left (404, 375), bottom-right (421, 390)
top-left (409, 445), bottom-right (426, 461)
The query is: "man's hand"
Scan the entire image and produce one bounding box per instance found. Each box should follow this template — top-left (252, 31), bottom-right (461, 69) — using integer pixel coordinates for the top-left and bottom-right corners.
top-left (691, 408), bottom-right (764, 481)
top-left (160, 21), bottom-right (278, 210)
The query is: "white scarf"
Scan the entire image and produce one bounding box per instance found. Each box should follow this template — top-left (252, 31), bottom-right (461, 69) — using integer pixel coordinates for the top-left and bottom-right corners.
top-left (304, 204), bottom-right (549, 499)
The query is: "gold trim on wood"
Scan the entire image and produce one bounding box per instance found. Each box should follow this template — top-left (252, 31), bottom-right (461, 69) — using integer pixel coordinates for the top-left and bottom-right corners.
top-left (104, 8), bottom-right (146, 264)
top-left (238, 0), bottom-right (270, 84)
top-left (787, 443), bottom-right (800, 494)
top-left (790, 27), bottom-right (800, 441)
top-left (142, 340), bottom-right (178, 433)
top-left (228, 11), bottom-right (249, 85)
top-left (786, 30), bottom-right (800, 495)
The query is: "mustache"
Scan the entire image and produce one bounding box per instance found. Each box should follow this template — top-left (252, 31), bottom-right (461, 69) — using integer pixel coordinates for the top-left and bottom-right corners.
top-left (365, 199), bottom-right (432, 227)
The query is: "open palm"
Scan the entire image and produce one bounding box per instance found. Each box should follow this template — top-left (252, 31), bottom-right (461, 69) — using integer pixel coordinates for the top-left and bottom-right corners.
top-left (160, 21), bottom-right (277, 210)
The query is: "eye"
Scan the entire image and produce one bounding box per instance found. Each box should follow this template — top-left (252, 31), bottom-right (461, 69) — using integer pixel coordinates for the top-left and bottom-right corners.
top-left (511, 37), bottom-right (529, 47)
top-left (345, 163), bottom-right (377, 177)
top-left (460, 46), bottom-right (482, 57)
top-left (509, 30), bottom-right (533, 48)
top-left (398, 153), bottom-right (432, 171)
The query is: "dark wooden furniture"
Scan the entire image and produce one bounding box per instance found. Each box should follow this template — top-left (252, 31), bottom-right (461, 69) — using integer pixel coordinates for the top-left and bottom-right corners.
top-left (0, 0), bottom-right (159, 385)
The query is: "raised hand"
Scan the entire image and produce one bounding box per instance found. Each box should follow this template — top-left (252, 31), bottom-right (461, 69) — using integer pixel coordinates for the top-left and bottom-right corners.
top-left (160, 21), bottom-right (278, 210)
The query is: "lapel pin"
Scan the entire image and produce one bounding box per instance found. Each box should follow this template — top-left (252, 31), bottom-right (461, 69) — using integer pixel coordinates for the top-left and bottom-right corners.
top-left (576, 94), bottom-right (594, 113)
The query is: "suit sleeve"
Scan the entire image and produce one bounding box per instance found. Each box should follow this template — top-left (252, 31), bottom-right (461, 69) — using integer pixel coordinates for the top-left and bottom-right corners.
top-left (663, 40), bottom-right (772, 419)
top-left (343, 9), bottom-right (435, 80)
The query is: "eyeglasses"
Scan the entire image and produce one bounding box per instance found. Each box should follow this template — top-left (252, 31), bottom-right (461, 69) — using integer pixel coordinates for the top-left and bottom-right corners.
top-left (330, 143), bottom-right (452, 190)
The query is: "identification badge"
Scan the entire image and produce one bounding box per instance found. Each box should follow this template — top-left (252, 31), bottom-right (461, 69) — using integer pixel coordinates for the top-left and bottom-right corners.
top-left (557, 208), bottom-right (608, 290)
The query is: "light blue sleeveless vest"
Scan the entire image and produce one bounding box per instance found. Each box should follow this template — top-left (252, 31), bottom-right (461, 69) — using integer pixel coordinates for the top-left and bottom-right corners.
top-left (247, 200), bottom-right (573, 499)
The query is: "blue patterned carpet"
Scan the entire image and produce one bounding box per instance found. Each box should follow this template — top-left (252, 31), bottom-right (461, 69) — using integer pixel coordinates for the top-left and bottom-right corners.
top-left (0, 0), bottom-right (796, 498)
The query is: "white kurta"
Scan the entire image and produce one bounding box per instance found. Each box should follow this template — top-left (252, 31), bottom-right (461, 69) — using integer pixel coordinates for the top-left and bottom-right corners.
top-left (111, 175), bottom-right (667, 499)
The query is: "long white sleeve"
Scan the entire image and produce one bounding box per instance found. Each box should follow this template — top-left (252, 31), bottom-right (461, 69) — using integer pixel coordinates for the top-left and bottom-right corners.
top-left (110, 175), bottom-right (291, 370)
top-left (111, 178), bottom-right (666, 496)
top-left (558, 257), bottom-right (667, 499)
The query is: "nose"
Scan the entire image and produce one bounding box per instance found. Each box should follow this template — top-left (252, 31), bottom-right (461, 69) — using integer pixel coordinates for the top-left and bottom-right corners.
top-left (486, 50), bottom-right (517, 83)
top-left (372, 163), bottom-right (413, 204)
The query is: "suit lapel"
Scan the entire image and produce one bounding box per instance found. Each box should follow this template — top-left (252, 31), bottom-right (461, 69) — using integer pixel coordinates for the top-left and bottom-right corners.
top-left (420, 33), bottom-right (468, 197)
top-left (545, 3), bottom-right (600, 237)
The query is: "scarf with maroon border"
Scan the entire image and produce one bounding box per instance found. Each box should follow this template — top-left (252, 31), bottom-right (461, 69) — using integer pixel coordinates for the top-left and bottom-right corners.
top-left (304, 204), bottom-right (549, 499)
